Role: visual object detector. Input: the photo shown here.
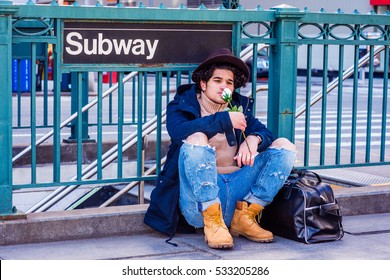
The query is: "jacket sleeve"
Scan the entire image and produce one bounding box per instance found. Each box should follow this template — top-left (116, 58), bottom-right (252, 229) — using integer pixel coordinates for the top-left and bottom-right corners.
top-left (166, 95), bottom-right (235, 146)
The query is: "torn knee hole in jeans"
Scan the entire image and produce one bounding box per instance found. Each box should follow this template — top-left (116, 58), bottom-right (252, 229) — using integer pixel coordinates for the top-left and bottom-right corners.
top-left (268, 146), bottom-right (296, 153)
top-left (200, 182), bottom-right (213, 187)
top-left (197, 163), bottom-right (213, 170)
top-left (270, 171), bottom-right (288, 180)
top-left (182, 140), bottom-right (215, 150)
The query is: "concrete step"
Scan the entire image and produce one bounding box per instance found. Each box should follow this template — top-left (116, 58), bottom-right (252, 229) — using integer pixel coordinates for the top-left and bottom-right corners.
top-left (333, 184), bottom-right (390, 216)
top-left (315, 167), bottom-right (390, 215)
top-left (0, 204), bottom-right (152, 246)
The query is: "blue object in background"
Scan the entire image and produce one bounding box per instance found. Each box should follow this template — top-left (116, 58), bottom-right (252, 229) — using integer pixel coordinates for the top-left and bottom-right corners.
top-left (12, 59), bottom-right (31, 92)
top-left (61, 73), bottom-right (71, 91)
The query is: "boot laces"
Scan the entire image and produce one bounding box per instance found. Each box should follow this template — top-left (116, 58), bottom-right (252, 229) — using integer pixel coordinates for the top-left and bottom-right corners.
top-left (247, 208), bottom-right (261, 224)
top-left (208, 212), bottom-right (226, 228)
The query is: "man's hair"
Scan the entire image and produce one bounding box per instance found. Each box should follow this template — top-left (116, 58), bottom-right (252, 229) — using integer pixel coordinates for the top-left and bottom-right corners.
top-left (192, 63), bottom-right (247, 89)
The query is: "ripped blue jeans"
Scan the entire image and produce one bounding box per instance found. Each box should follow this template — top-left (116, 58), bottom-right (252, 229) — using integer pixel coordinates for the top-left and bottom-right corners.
top-left (178, 143), bottom-right (296, 228)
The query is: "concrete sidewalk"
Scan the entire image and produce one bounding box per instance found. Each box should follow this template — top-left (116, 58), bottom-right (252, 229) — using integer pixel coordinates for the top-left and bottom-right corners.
top-left (2, 164), bottom-right (390, 260)
top-left (0, 212), bottom-right (389, 260)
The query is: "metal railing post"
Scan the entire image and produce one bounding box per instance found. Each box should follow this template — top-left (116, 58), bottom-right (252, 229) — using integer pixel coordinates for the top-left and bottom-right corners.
top-left (64, 72), bottom-right (93, 143)
top-left (0, 1), bottom-right (18, 215)
top-left (267, 5), bottom-right (304, 141)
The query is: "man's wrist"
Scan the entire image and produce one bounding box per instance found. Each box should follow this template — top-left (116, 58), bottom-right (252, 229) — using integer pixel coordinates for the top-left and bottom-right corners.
top-left (251, 134), bottom-right (262, 145)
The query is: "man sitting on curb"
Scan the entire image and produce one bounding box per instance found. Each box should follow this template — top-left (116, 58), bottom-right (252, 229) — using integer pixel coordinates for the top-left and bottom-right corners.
top-left (144, 48), bottom-right (296, 249)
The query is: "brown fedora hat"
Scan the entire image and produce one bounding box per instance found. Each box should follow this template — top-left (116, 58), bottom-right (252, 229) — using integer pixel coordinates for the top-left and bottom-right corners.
top-left (191, 48), bottom-right (249, 87)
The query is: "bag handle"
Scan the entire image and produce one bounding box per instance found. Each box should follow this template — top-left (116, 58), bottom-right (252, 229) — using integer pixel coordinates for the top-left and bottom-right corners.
top-left (283, 169), bottom-right (322, 199)
top-left (292, 168), bottom-right (322, 184)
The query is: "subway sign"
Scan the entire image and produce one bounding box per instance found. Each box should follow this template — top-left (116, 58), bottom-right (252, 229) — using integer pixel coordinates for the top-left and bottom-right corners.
top-left (62, 21), bottom-right (233, 65)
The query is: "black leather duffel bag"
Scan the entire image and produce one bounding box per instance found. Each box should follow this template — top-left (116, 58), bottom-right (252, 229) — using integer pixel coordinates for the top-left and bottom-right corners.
top-left (261, 169), bottom-right (344, 244)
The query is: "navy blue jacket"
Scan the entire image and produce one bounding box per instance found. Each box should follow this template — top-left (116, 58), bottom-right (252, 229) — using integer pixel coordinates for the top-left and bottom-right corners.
top-left (144, 84), bottom-right (274, 236)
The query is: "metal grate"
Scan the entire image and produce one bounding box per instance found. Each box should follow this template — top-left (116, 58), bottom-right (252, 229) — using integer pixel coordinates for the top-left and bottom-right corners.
top-left (314, 169), bottom-right (390, 187)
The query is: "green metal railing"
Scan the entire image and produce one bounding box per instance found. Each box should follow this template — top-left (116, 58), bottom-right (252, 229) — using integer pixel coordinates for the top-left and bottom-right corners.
top-left (295, 11), bottom-right (389, 168)
top-left (0, 1), bottom-right (389, 215)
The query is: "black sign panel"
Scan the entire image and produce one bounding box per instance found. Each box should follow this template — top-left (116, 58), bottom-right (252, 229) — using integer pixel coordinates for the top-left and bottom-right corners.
top-left (63, 21), bottom-right (233, 65)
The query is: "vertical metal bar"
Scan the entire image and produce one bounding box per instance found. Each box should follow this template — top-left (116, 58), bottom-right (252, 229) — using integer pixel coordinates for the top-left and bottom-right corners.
top-left (365, 46), bottom-right (375, 162)
top-left (143, 72), bottom-right (148, 123)
top-left (109, 78), bottom-right (113, 124)
top-left (320, 44), bottom-right (329, 165)
top-left (67, 72), bottom-right (90, 142)
top-left (251, 43), bottom-right (258, 114)
top-left (68, 72), bottom-right (78, 141)
top-left (30, 43), bottom-right (37, 184)
top-left (304, 45), bottom-right (313, 167)
top-left (232, 21), bottom-right (244, 97)
top-left (166, 73), bottom-right (171, 106)
top-left (117, 71), bottom-right (124, 179)
top-left (81, 72), bottom-right (90, 141)
top-left (132, 75), bottom-right (136, 123)
top-left (176, 71), bottom-right (182, 87)
top-left (43, 43), bottom-right (49, 126)
top-left (137, 72), bottom-right (143, 179)
top-left (97, 72), bottom-right (103, 179)
top-left (77, 72), bottom-right (83, 180)
top-left (380, 46), bottom-right (389, 162)
top-left (139, 136), bottom-right (145, 204)
top-left (155, 72), bottom-right (163, 176)
top-left (335, 45), bottom-right (344, 164)
top-left (166, 70), bottom-right (171, 83)
top-left (231, 21), bottom-right (241, 56)
top-left (0, 9), bottom-right (17, 214)
top-left (53, 21), bottom-right (62, 183)
top-left (351, 45), bottom-right (359, 164)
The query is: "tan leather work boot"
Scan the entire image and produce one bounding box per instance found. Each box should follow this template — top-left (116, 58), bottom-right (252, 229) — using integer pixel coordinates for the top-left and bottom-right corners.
top-left (230, 201), bottom-right (274, 243)
top-left (202, 203), bottom-right (234, 249)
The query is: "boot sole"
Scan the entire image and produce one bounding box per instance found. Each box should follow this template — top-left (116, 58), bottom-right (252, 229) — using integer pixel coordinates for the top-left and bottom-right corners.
top-left (205, 236), bottom-right (234, 249)
top-left (208, 243), bottom-right (234, 249)
top-left (230, 230), bottom-right (274, 243)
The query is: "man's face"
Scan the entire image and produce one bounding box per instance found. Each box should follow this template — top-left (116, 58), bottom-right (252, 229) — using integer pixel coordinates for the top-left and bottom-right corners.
top-left (200, 69), bottom-right (235, 104)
